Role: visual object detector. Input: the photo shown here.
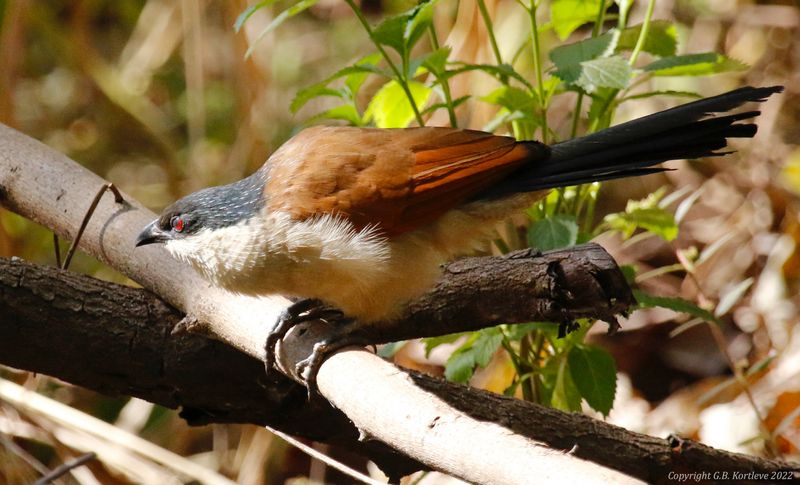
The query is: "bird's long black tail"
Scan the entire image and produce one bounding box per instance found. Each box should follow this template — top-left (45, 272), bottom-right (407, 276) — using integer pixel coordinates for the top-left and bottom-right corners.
top-left (489, 85), bottom-right (783, 195)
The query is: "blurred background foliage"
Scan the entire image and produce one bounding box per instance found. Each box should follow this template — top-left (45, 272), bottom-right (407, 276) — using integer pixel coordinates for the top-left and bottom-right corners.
top-left (0, 0), bottom-right (798, 483)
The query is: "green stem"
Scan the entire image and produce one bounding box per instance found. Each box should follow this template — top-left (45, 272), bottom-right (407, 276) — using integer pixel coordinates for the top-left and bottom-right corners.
top-left (526, 2), bottom-right (548, 144)
top-left (429, 25), bottom-right (458, 128)
top-left (477, 0), bottom-right (504, 67)
top-left (628, 0), bottom-right (656, 66)
top-left (344, 0), bottom-right (425, 126)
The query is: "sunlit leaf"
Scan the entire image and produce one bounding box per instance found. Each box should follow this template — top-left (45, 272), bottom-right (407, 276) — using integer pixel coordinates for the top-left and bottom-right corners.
top-left (550, 0), bottom-right (605, 40)
top-left (603, 188), bottom-right (678, 241)
top-left (364, 80), bottom-right (432, 128)
top-left (423, 333), bottom-right (467, 357)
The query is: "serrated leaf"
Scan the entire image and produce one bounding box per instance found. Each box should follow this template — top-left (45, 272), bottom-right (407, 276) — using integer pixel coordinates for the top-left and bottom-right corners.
top-left (715, 278), bottom-right (753, 317)
top-left (503, 322), bottom-right (555, 341)
top-left (245, 0), bottom-right (320, 58)
top-left (472, 328), bottom-right (504, 367)
top-left (444, 348), bottom-right (476, 383)
top-left (576, 55), bottom-right (632, 93)
top-left (617, 20), bottom-right (677, 57)
top-left (550, 0), bottom-right (605, 40)
top-left (550, 33), bottom-right (617, 85)
top-left (644, 53), bottom-right (748, 77)
top-left (372, 0), bottom-right (436, 55)
top-left (634, 290), bottom-right (720, 324)
top-left (421, 95), bottom-right (470, 116)
top-left (568, 345), bottom-right (617, 416)
top-left (234, 0), bottom-right (277, 32)
top-left (528, 214), bottom-right (579, 250)
top-left (364, 80), bottom-right (432, 128)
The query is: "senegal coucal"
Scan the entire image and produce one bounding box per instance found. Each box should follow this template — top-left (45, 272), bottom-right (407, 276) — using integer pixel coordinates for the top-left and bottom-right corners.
top-left (136, 85), bottom-right (782, 389)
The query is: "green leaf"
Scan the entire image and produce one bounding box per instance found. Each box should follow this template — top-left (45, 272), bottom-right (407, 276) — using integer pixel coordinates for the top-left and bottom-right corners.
top-left (576, 55), bottom-right (632, 93)
top-left (442, 328), bottom-right (503, 383)
top-left (550, 33), bottom-right (617, 85)
top-left (377, 341), bottom-right (406, 358)
top-left (446, 63), bottom-right (535, 92)
top-left (303, 105), bottom-right (364, 126)
top-left (364, 80), bottom-right (431, 128)
top-left (472, 328), bottom-right (504, 367)
top-left (568, 345), bottom-right (617, 416)
top-left (550, 0), bottom-right (605, 40)
top-left (421, 95), bottom-right (470, 116)
top-left (643, 53), bottom-right (748, 77)
top-left (372, 0), bottom-right (436, 55)
top-left (551, 359), bottom-right (582, 411)
top-left (528, 214), bottom-right (579, 251)
top-left (291, 55), bottom-right (387, 113)
top-left (423, 333), bottom-right (467, 357)
top-left (290, 86), bottom-right (344, 113)
top-left (634, 290), bottom-right (720, 324)
top-left (619, 90), bottom-right (702, 103)
top-left (234, 0), bottom-right (277, 32)
top-left (444, 348), bottom-right (476, 383)
top-left (245, 0), bottom-right (320, 58)
top-left (603, 189), bottom-right (678, 241)
top-left (617, 20), bottom-right (677, 57)
top-left (481, 86), bottom-right (537, 112)
top-left (345, 53), bottom-right (384, 97)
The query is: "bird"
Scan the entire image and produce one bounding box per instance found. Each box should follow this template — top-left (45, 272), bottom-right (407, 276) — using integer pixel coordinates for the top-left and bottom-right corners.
top-left (136, 85), bottom-right (782, 391)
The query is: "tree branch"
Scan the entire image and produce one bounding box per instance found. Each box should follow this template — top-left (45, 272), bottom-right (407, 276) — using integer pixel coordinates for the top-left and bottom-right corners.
top-left (0, 256), bottom-right (793, 483)
top-left (1, 124), bottom-right (794, 483)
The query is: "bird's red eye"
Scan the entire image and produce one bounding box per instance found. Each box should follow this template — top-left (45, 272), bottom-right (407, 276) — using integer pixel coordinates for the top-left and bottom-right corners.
top-left (170, 216), bottom-right (185, 232)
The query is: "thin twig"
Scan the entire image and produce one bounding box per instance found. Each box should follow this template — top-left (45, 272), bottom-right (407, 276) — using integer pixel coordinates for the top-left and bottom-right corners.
top-left (62, 183), bottom-right (123, 270)
top-left (265, 425), bottom-right (386, 485)
top-left (32, 451), bottom-right (97, 485)
top-left (52, 233), bottom-right (62, 268)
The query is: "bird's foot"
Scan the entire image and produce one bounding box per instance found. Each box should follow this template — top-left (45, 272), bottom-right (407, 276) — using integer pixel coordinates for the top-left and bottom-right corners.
top-left (264, 298), bottom-right (343, 375)
top-left (295, 322), bottom-right (370, 399)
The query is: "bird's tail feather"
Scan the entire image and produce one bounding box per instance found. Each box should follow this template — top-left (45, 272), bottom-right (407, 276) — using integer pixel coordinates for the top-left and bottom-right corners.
top-left (487, 85), bottom-right (783, 195)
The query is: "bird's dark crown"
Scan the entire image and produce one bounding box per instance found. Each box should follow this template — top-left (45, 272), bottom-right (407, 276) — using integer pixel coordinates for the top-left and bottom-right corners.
top-left (157, 168), bottom-right (268, 236)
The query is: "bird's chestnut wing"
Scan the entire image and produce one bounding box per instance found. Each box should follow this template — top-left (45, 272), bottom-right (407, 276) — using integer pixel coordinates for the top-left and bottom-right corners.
top-left (264, 126), bottom-right (548, 236)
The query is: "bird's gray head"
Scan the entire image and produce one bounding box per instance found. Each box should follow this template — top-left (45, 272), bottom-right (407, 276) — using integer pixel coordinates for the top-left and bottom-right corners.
top-left (135, 170), bottom-right (267, 251)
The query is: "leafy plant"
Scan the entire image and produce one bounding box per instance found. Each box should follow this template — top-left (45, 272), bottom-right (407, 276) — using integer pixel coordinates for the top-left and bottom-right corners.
top-left (236, 0), bottom-right (751, 416)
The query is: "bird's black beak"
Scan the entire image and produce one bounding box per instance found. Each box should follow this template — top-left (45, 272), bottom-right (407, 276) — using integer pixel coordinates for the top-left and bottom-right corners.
top-left (135, 220), bottom-right (169, 247)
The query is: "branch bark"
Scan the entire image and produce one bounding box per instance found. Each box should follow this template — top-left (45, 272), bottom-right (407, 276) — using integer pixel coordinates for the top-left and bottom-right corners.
top-left (0, 256), bottom-right (793, 483)
top-left (1, 123), bottom-right (794, 483)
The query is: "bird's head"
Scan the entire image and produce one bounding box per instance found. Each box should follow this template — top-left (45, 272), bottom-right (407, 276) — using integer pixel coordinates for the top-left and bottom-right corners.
top-left (135, 171), bottom-right (267, 278)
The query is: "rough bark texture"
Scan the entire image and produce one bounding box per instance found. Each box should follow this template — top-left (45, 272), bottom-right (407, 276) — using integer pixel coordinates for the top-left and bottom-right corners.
top-left (0, 256), bottom-right (794, 483)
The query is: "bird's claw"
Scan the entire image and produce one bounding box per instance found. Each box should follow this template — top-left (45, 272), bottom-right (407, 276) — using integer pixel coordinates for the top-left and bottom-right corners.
top-left (264, 298), bottom-right (338, 376)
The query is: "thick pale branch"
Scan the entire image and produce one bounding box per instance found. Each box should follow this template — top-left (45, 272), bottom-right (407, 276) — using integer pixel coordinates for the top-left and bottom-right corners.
top-left (0, 123), bottom-right (642, 483)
